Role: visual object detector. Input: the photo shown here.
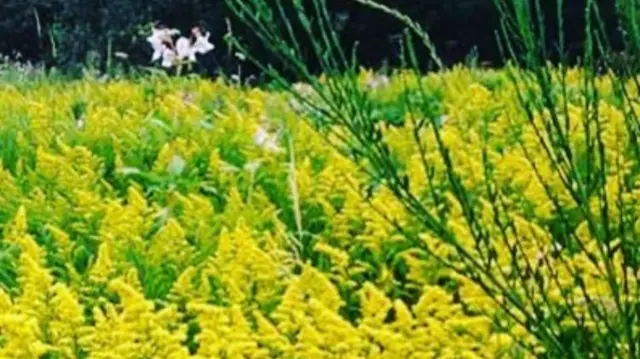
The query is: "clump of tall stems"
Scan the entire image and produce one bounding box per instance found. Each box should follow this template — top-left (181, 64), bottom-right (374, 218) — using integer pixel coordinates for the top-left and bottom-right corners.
top-left (224, 0), bottom-right (640, 357)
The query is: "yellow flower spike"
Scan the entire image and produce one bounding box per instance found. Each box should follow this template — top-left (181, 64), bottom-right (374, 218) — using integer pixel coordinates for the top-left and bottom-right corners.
top-left (253, 310), bottom-right (291, 352)
top-left (298, 322), bottom-right (325, 347)
top-left (126, 184), bottom-right (148, 212)
top-left (90, 241), bottom-right (115, 283)
top-left (314, 242), bottom-right (349, 269)
top-left (0, 288), bottom-right (12, 311)
top-left (107, 278), bottom-right (147, 308)
top-left (0, 162), bottom-right (19, 204)
top-left (5, 205), bottom-right (28, 238)
top-left (147, 217), bottom-right (193, 265)
top-left (4, 207), bottom-right (46, 267)
top-left (206, 223), bottom-right (282, 305)
top-left (413, 285), bottom-right (458, 324)
top-left (359, 282), bottom-right (392, 327)
top-left (153, 142), bottom-right (175, 173)
top-left (170, 265), bottom-right (198, 301)
top-left (15, 254), bottom-right (53, 321)
top-left (390, 299), bottom-right (415, 332)
top-left (122, 267), bottom-right (145, 294)
top-left (46, 225), bottom-right (72, 258)
top-left (178, 193), bottom-right (215, 242)
top-left (47, 283), bottom-right (89, 354)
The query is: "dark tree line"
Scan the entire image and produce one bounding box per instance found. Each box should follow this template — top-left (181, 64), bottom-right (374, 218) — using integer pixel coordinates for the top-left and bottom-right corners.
top-left (0, 0), bottom-right (624, 77)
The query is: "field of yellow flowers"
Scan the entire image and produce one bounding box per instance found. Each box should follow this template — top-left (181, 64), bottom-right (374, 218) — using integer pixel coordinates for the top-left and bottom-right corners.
top-left (0, 67), bottom-right (633, 358)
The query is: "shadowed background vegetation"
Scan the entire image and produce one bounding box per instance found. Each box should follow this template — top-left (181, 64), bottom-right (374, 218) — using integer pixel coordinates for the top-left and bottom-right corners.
top-left (0, 0), bottom-right (625, 77)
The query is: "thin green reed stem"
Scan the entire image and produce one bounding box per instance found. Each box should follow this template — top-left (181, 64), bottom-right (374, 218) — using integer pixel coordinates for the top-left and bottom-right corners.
top-left (498, 5), bottom-right (621, 354)
top-left (350, 0), bottom-right (443, 70)
top-left (286, 131), bottom-right (304, 242)
top-left (226, 0), bottom-right (640, 355)
top-left (346, 172), bottom-right (538, 355)
top-left (585, 3), bottom-right (637, 353)
top-left (597, 5), bottom-right (640, 339)
top-left (517, 135), bottom-right (617, 350)
top-left (274, 0), bottom-right (303, 62)
top-left (400, 18), bottom-right (550, 344)
top-left (365, 10), bottom-right (564, 346)
top-left (508, 0), bottom-right (639, 356)
top-left (400, 28), bottom-right (571, 354)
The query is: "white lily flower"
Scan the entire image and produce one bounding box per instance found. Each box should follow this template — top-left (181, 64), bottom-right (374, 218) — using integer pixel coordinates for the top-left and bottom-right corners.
top-left (148, 36), bottom-right (165, 62)
top-left (167, 154), bottom-right (186, 175)
top-left (253, 126), bottom-right (270, 146)
top-left (437, 115), bottom-right (449, 127)
top-left (263, 139), bottom-right (282, 153)
top-left (155, 27), bottom-right (180, 42)
top-left (244, 160), bottom-right (262, 173)
top-left (161, 47), bottom-right (177, 68)
top-left (147, 27), bottom-right (179, 62)
top-left (116, 167), bottom-right (142, 176)
top-left (292, 82), bottom-right (314, 96)
top-left (176, 37), bottom-right (196, 62)
top-left (366, 74), bottom-right (390, 89)
top-left (192, 32), bottom-right (214, 55)
top-left (148, 25), bottom-right (213, 69)
top-left (553, 242), bottom-right (563, 252)
top-left (253, 126), bottom-right (282, 153)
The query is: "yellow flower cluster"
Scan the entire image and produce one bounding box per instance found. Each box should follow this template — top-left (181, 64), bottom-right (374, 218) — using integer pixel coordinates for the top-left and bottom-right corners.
top-left (0, 68), bottom-right (634, 358)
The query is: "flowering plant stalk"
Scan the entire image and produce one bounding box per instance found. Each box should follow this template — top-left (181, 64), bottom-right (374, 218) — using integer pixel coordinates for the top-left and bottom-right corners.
top-left (146, 24), bottom-right (214, 73)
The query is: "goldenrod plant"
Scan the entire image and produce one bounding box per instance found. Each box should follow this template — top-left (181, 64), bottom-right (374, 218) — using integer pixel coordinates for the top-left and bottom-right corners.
top-left (0, 70), bottom-right (556, 358)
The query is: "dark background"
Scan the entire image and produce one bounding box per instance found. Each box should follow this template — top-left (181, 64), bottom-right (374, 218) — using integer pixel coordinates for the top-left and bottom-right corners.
top-left (0, 0), bottom-right (623, 77)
